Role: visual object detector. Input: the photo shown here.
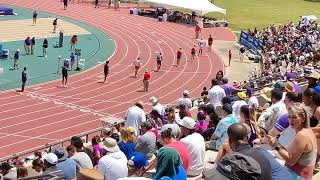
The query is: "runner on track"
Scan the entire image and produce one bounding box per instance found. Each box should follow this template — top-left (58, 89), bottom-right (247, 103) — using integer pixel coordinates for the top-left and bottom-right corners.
top-left (208, 35), bottom-right (213, 52)
top-left (176, 48), bottom-right (182, 66)
top-left (198, 39), bottom-right (206, 56)
top-left (62, 65), bottom-right (68, 87)
top-left (191, 45), bottom-right (196, 61)
top-left (156, 52), bottom-right (163, 71)
top-left (104, 61), bottom-right (109, 83)
top-left (133, 57), bottom-right (142, 77)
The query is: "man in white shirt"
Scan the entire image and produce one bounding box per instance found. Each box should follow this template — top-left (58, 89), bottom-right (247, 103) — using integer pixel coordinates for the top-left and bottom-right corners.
top-left (149, 96), bottom-right (165, 116)
top-left (232, 92), bottom-right (248, 120)
top-left (178, 117), bottom-right (205, 176)
top-left (206, 79), bottom-right (226, 108)
top-left (98, 138), bottom-right (128, 180)
top-left (247, 86), bottom-right (259, 108)
top-left (125, 101), bottom-right (146, 135)
top-left (176, 90), bottom-right (192, 110)
top-left (258, 88), bottom-right (287, 131)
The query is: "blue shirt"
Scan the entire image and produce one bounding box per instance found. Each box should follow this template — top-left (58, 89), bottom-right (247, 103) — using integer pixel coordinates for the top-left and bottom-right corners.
top-left (70, 54), bottom-right (75, 61)
top-left (56, 158), bottom-right (81, 180)
top-left (118, 141), bottom-right (136, 159)
top-left (213, 114), bottom-right (238, 149)
top-left (256, 147), bottom-right (292, 180)
top-left (155, 165), bottom-right (187, 180)
top-left (14, 52), bottom-right (19, 60)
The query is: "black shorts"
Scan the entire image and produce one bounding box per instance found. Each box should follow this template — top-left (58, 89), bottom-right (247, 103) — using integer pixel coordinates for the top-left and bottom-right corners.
top-left (62, 73), bottom-right (68, 79)
top-left (157, 60), bottom-right (162, 65)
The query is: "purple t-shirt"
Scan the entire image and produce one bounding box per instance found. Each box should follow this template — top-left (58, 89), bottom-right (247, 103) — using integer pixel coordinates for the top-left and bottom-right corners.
top-left (92, 144), bottom-right (102, 165)
top-left (275, 113), bottom-right (289, 132)
top-left (220, 84), bottom-right (235, 97)
top-left (195, 120), bottom-right (208, 134)
top-left (293, 82), bottom-right (302, 93)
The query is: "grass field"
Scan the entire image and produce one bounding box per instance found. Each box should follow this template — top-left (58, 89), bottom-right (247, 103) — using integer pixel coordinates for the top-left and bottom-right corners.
top-left (208, 0), bottom-right (320, 32)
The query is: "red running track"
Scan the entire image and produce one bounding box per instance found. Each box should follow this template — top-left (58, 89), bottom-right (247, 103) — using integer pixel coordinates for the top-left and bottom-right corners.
top-left (0, 0), bottom-right (236, 159)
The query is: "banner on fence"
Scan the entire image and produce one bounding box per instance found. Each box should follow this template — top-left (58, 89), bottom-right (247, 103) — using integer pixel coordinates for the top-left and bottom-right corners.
top-left (239, 31), bottom-right (262, 53)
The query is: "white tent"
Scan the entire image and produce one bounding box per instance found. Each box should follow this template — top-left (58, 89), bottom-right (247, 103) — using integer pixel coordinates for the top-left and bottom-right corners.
top-left (139, 0), bottom-right (226, 15)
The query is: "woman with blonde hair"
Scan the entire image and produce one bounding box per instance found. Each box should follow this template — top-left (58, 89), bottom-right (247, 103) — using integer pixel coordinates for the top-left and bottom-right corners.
top-left (118, 127), bottom-right (137, 159)
top-left (270, 103), bottom-right (317, 180)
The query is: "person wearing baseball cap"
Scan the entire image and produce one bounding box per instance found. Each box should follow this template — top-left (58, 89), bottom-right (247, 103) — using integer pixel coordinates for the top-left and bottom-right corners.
top-left (42, 153), bottom-right (66, 179)
top-left (136, 121), bottom-right (156, 160)
top-left (176, 90), bottom-right (192, 111)
top-left (178, 117), bottom-right (205, 176)
top-left (206, 103), bottom-right (237, 151)
top-left (232, 92), bottom-right (248, 120)
top-left (98, 137), bottom-right (128, 180)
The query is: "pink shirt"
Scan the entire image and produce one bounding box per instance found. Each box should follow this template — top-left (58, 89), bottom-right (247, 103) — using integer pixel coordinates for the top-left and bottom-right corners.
top-left (195, 120), bottom-right (208, 134)
top-left (166, 141), bottom-right (190, 172)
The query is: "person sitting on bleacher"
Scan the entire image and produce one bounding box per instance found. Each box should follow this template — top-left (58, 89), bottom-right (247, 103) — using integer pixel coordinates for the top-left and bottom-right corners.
top-left (206, 103), bottom-right (238, 151)
top-left (42, 153), bottom-right (66, 179)
top-left (176, 90), bottom-right (192, 111)
top-left (177, 117), bottom-right (205, 177)
top-left (51, 147), bottom-right (80, 180)
top-left (67, 143), bottom-right (93, 169)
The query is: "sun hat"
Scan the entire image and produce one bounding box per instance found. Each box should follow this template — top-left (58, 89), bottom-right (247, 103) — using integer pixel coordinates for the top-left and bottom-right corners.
top-left (238, 92), bottom-right (247, 100)
top-left (102, 127), bottom-right (111, 134)
top-left (51, 147), bottom-right (68, 162)
top-left (183, 90), bottom-right (189, 96)
top-left (128, 152), bottom-right (149, 169)
top-left (203, 152), bottom-right (262, 180)
top-left (77, 169), bottom-right (104, 180)
top-left (101, 137), bottom-right (119, 153)
top-left (260, 87), bottom-right (273, 102)
top-left (149, 96), bottom-right (159, 105)
top-left (284, 81), bottom-right (295, 93)
top-left (177, 116), bottom-right (196, 129)
top-left (43, 153), bottom-right (58, 165)
top-left (135, 101), bottom-right (144, 108)
top-left (309, 70), bottom-right (320, 80)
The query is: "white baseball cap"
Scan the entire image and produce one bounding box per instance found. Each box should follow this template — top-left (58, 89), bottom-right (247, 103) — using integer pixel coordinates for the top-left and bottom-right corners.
top-left (43, 153), bottom-right (58, 165)
top-left (183, 90), bottom-right (189, 95)
top-left (177, 117), bottom-right (196, 129)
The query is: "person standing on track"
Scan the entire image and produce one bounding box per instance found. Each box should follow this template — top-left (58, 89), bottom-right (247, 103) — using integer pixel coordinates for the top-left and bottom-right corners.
top-left (208, 35), bottom-right (213, 52)
top-left (104, 61), bottom-right (109, 83)
top-left (43, 38), bottom-right (48, 57)
top-left (31, 37), bottom-right (36, 55)
top-left (156, 52), bottom-right (163, 71)
top-left (195, 24), bottom-right (201, 39)
top-left (176, 48), bottom-right (182, 66)
top-left (70, 35), bottom-right (78, 51)
top-left (20, 67), bottom-right (27, 92)
top-left (239, 45), bottom-right (246, 62)
top-left (133, 57), bottom-right (142, 77)
top-left (143, 69), bottom-right (150, 92)
top-left (191, 45), bottom-right (196, 61)
top-left (62, 65), bottom-right (68, 87)
top-left (63, 0), bottom-right (68, 10)
top-left (95, 0), bottom-right (99, 8)
top-left (32, 11), bottom-right (38, 25)
top-left (228, 49), bottom-right (232, 66)
top-left (13, 49), bottom-right (20, 70)
top-left (53, 18), bottom-right (58, 33)
top-left (198, 39), bottom-right (206, 56)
